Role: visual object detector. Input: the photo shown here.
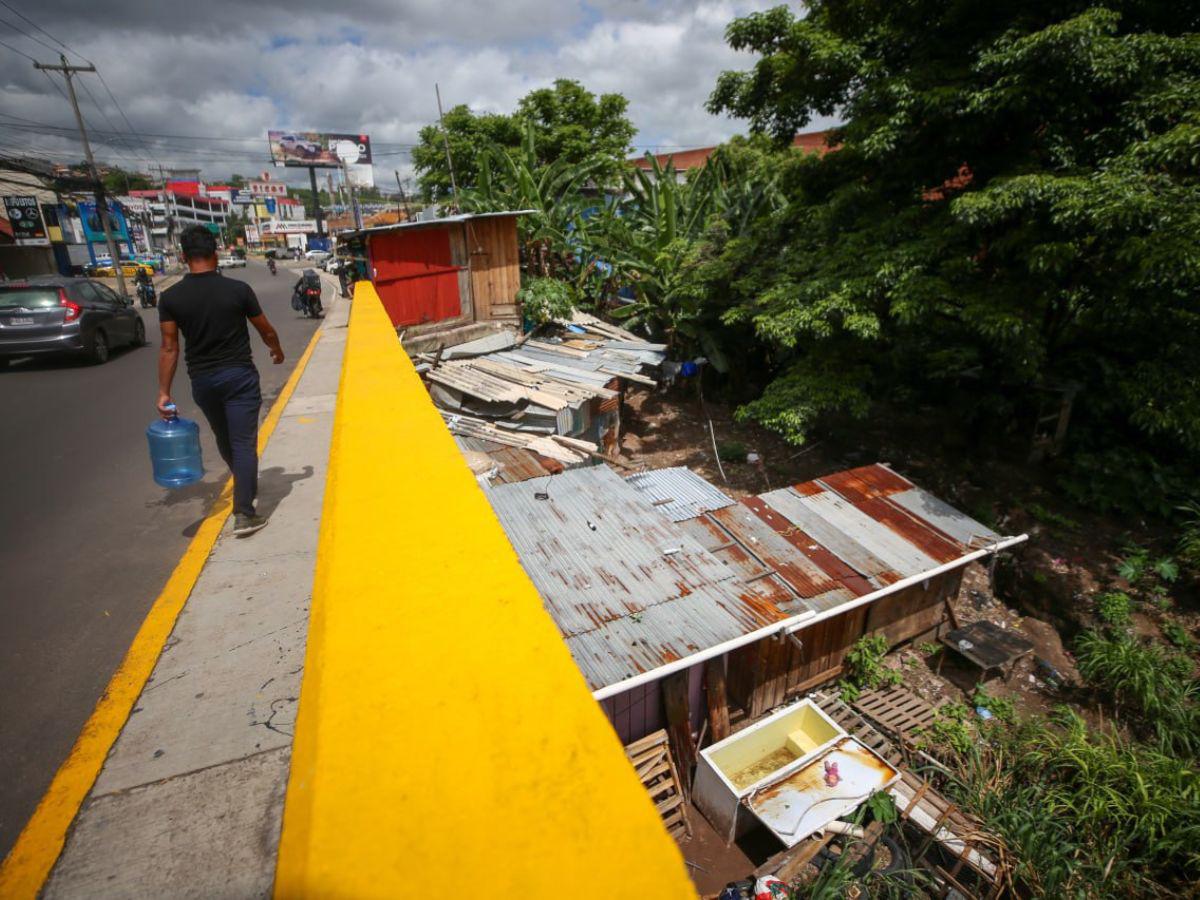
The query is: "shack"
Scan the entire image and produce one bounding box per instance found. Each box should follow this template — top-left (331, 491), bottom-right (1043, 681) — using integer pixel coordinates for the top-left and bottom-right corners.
top-left (483, 463), bottom-right (1026, 763)
top-left (345, 210), bottom-right (533, 346)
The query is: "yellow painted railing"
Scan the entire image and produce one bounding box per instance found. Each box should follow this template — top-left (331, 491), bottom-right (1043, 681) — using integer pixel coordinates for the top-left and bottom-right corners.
top-left (274, 284), bottom-right (694, 897)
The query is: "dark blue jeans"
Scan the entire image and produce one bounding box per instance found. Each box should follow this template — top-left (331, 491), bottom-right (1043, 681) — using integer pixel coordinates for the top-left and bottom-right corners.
top-left (190, 365), bottom-right (262, 517)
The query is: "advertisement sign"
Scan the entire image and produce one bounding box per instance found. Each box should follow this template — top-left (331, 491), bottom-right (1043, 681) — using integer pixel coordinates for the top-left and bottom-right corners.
top-left (260, 219), bottom-right (317, 235)
top-left (250, 180), bottom-right (287, 197)
top-left (3, 195), bottom-right (50, 246)
top-left (78, 201), bottom-right (131, 245)
top-left (267, 130), bottom-right (372, 169)
top-left (346, 163), bottom-right (375, 189)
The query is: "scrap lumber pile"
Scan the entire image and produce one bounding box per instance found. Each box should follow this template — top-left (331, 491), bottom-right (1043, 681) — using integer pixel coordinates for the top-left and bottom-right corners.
top-left (440, 412), bottom-right (597, 466)
top-left (624, 729), bottom-right (691, 840)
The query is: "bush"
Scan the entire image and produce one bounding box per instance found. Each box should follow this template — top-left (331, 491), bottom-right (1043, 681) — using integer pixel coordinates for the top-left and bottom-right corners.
top-left (517, 277), bottom-right (576, 325)
top-left (716, 440), bottom-right (747, 463)
top-left (1094, 590), bottom-right (1132, 627)
top-left (838, 634), bottom-right (900, 702)
top-left (1162, 621), bottom-right (1198, 654)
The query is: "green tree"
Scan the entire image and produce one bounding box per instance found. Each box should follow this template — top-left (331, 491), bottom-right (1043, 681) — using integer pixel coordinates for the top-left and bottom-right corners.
top-left (706, 3), bottom-right (1200, 474)
top-left (412, 79), bottom-right (634, 201)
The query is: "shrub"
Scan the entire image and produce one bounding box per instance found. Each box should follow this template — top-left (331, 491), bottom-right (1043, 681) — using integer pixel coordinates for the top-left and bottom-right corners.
top-left (517, 277), bottom-right (576, 324)
top-left (716, 439), bottom-right (748, 463)
top-left (1094, 590), bottom-right (1132, 627)
top-left (971, 687), bottom-right (1016, 723)
top-left (1178, 500), bottom-right (1200, 574)
top-left (838, 634), bottom-right (900, 702)
top-left (1162, 621), bottom-right (1198, 654)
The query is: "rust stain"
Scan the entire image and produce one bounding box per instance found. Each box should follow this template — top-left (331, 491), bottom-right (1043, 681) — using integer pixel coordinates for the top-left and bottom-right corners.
top-left (738, 498), bottom-right (875, 598)
top-left (856, 497), bottom-right (962, 563)
top-left (709, 507), bottom-right (843, 598)
top-left (791, 480), bottom-right (824, 497)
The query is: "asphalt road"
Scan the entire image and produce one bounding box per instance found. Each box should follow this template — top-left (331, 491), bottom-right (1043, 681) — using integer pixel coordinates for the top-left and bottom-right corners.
top-left (0, 260), bottom-right (323, 860)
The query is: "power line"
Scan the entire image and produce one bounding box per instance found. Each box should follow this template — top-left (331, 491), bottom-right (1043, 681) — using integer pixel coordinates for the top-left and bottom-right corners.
top-left (0, 11), bottom-right (60, 56)
top-left (0, 0), bottom-right (70, 52)
top-left (0, 33), bottom-right (33, 61)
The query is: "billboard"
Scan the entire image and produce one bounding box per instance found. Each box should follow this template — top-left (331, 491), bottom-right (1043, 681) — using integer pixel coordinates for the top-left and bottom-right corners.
top-left (3, 195), bottom-right (50, 246)
top-left (267, 130), bottom-right (372, 168)
top-left (78, 201), bottom-right (132, 245)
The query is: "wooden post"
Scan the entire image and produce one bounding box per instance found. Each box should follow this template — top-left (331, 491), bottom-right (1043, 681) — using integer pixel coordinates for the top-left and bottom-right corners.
top-left (661, 671), bottom-right (696, 799)
top-left (704, 657), bottom-right (730, 743)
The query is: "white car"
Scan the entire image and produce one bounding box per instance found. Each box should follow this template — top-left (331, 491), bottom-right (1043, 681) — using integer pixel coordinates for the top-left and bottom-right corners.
top-left (304, 249), bottom-right (331, 262)
top-left (278, 134), bottom-right (322, 159)
top-left (217, 254), bottom-right (246, 268)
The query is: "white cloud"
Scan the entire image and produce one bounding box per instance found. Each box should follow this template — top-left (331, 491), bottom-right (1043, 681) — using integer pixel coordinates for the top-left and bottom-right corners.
top-left (0, 0), bottom-right (829, 183)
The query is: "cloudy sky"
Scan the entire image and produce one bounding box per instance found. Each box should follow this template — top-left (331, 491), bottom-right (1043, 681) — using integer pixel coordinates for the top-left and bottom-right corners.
top-left (0, 0), bottom-right (828, 191)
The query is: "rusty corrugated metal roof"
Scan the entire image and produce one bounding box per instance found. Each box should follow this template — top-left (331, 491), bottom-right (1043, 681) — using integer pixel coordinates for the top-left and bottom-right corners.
top-left (625, 467), bottom-right (734, 522)
top-left (484, 462), bottom-right (1010, 692)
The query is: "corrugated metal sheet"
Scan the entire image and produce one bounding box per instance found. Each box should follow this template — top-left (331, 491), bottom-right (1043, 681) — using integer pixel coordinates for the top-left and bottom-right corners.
top-left (483, 461), bottom-right (1010, 692)
top-left (487, 466), bottom-right (787, 690)
top-left (889, 487), bottom-right (1000, 547)
top-left (625, 467), bottom-right (735, 522)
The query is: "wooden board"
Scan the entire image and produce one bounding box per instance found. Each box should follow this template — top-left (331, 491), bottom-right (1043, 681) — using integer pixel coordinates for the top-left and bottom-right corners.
top-left (624, 729), bottom-right (691, 840)
top-left (851, 684), bottom-right (940, 740)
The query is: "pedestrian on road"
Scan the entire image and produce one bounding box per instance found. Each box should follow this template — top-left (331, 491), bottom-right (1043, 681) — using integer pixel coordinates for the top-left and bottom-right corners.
top-left (156, 225), bottom-right (285, 537)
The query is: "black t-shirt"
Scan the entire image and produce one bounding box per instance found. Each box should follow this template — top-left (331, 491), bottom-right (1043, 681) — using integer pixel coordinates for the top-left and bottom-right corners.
top-left (159, 271), bottom-right (263, 376)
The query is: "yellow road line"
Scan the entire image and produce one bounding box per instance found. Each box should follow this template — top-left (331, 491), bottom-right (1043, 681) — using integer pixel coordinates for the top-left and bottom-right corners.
top-left (274, 284), bottom-right (693, 897)
top-left (0, 327), bottom-right (324, 899)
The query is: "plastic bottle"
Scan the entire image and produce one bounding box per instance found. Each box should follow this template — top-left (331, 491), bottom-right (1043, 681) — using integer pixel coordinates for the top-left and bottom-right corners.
top-left (147, 404), bottom-right (204, 488)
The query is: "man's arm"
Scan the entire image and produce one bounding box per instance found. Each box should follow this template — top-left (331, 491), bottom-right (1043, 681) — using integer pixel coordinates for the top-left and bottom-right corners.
top-left (157, 320), bottom-right (180, 418)
top-left (249, 314), bottom-right (284, 364)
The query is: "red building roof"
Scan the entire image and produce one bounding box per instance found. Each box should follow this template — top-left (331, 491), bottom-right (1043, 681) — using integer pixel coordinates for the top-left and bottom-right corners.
top-left (631, 129), bottom-right (837, 172)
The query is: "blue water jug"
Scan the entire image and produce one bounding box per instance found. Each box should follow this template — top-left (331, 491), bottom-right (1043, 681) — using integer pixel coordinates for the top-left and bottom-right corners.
top-left (147, 404), bottom-right (204, 488)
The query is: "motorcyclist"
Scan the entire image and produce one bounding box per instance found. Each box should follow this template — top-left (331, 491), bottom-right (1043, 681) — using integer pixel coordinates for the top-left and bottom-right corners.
top-left (267, 256), bottom-right (277, 275)
top-left (292, 269), bottom-right (323, 317)
top-left (134, 268), bottom-right (155, 306)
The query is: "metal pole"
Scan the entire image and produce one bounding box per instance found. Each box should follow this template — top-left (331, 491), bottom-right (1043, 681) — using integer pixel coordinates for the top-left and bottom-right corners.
top-left (308, 165), bottom-right (325, 238)
top-left (435, 83), bottom-right (461, 208)
top-left (36, 54), bottom-right (128, 296)
top-left (394, 169), bottom-right (411, 220)
top-left (342, 159), bottom-right (363, 230)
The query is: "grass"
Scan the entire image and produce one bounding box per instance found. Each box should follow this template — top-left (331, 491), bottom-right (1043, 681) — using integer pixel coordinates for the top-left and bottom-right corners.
top-left (944, 708), bottom-right (1200, 896)
top-left (1162, 620), bottom-right (1198, 654)
top-left (1028, 502), bottom-right (1080, 532)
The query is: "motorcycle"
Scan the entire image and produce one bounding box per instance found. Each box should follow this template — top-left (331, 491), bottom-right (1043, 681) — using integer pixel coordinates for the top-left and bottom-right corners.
top-left (137, 281), bottom-right (157, 309)
top-left (267, 258), bottom-right (277, 276)
top-left (292, 281), bottom-right (323, 318)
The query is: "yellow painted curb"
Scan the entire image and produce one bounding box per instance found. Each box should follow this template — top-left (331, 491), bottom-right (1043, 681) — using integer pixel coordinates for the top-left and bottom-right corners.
top-left (0, 326), bottom-right (324, 899)
top-left (274, 284), bottom-right (694, 898)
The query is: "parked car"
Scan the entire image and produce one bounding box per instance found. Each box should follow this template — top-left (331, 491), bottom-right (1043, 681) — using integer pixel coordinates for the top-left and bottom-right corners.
top-left (0, 276), bottom-right (145, 365)
top-left (85, 259), bottom-right (155, 278)
top-left (304, 249), bottom-right (331, 263)
top-left (217, 254), bottom-right (246, 269)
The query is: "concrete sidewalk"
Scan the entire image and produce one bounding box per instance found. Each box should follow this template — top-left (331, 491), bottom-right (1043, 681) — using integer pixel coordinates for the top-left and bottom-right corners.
top-left (42, 279), bottom-right (348, 898)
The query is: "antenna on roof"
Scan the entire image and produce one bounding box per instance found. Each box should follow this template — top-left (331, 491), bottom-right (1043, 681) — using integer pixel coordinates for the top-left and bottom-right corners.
top-left (434, 83), bottom-right (461, 212)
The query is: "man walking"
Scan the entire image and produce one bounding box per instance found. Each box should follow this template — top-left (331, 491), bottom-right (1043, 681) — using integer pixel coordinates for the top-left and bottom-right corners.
top-left (157, 225), bottom-right (284, 537)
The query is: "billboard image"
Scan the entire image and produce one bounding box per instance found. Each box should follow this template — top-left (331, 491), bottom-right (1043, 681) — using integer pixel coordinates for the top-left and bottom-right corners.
top-left (3, 195), bottom-right (50, 246)
top-left (268, 130), bottom-right (372, 168)
top-left (78, 201), bottom-right (131, 245)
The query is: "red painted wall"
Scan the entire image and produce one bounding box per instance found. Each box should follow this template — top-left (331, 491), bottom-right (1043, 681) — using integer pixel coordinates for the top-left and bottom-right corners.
top-left (369, 228), bottom-right (463, 327)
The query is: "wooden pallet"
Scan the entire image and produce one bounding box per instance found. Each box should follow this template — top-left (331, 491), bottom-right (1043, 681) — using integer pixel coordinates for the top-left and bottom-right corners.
top-left (852, 685), bottom-right (939, 739)
top-left (625, 729), bottom-right (691, 840)
top-left (812, 690), bottom-right (904, 768)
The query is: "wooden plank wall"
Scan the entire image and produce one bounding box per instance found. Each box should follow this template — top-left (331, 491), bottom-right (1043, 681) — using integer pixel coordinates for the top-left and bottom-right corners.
top-left (448, 225), bottom-right (473, 320)
top-left (467, 217), bottom-right (522, 323)
top-left (728, 568), bottom-right (962, 717)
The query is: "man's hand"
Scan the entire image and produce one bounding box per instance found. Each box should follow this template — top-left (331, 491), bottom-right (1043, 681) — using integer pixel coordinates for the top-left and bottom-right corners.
top-left (270, 347), bottom-right (284, 364)
top-left (157, 393), bottom-right (175, 419)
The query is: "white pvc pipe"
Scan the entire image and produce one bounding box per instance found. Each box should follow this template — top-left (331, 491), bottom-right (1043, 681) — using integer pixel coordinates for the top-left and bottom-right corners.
top-left (821, 819), bottom-right (865, 839)
top-left (591, 533), bottom-right (1028, 702)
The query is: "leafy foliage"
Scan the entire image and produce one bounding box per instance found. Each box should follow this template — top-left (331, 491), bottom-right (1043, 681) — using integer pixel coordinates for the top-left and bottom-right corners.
top-left (516, 277), bottom-right (575, 325)
top-left (1075, 629), bottom-right (1200, 756)
top-left (838, 634), bottom-right (901, 702)
top-left (412, 79), bottom-right (634, 200)
top-left (1094, 590), bottom-right (1133, 627)
top-left (945, 708), bottom-right (1200, 895)
top-left (703, 0), bottom-right (1200, 495)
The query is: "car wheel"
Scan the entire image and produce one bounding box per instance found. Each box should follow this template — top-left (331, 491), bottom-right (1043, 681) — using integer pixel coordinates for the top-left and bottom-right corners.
top-left (131, 318), bottom-right (146, 347)
top-left (90, 329), bottom-right (109, 364)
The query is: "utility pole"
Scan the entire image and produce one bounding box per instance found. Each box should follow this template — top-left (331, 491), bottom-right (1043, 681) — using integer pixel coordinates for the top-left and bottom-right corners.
top-left (394, 170), bottom-right (412, 220)
top-left (35, 54), bottom-right (128, 297)
top-left (308, 166), bottom-right (325, 239)
top-left (341, 159), bottom-right (363, 230)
